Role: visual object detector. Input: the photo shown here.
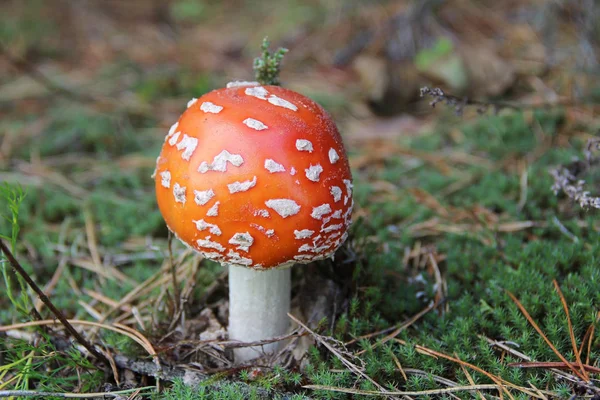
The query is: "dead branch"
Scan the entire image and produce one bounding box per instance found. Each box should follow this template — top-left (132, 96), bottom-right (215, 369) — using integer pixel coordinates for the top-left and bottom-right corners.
top-left (420, 86), bottom-right (514, 115)
top-left (0, 41), bottom-right (93, 103)
top-left (0, 240), bottom-right (110, 367)
top-left (550, 139), bottom-right (600, 210)
top-left (0, 387), bottom-right (152, 398)
top-left (420, 86), bottom-right (597, 116)
top-left (289, 313), bottom-right (401, 400)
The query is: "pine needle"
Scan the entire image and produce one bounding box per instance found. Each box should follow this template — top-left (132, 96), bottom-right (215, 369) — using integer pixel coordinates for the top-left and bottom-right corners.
top-left (552, 280), bottom-right (589, 381)
top-left (505, 290), bottom-right (588, 381)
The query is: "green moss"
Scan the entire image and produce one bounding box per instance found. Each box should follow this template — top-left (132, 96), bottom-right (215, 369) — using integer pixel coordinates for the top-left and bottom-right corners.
top-left (299, 109), bottom-right (599, 398)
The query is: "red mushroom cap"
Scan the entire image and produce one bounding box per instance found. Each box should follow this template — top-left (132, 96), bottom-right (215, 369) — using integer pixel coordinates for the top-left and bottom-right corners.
top-left (155, 82), bottom-right (353, 269)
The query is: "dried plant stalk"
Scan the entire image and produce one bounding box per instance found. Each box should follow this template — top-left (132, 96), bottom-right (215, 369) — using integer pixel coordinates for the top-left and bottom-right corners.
top-left (550, 139), bottom-right (600, 210)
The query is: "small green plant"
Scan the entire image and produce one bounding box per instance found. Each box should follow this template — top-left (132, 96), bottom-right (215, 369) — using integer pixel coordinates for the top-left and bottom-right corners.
top-left (1, 334), bottom-right (103, 394)
top-left (0, 183), bottom-right (32, 318)
top-left (253, 37), bottom-right (288, 86)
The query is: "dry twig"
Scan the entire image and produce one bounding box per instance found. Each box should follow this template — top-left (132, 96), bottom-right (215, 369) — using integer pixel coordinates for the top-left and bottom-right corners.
top-left (550, 139), bottom-right (600, 210)
top-left (0, 387), bottom-right (154, 399)
top-left (0, 240), bottom-right (110, 367)
top-left (507, 361), bottom-right (600, 374)
top-left (303, 383), bottom-right (503, 397)
top-left (289, 313), bottom-right (400, 400)
top-left (420, 87), bottom-right (509, 115)
top-left (420, 86), bottom-right (594, 116)
top-left (0, 41), bottom-right (93, 103)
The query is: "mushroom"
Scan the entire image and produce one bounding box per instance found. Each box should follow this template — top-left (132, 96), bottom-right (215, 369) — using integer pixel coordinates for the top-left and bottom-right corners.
top-left (154, 81), bottom-right (353, 362)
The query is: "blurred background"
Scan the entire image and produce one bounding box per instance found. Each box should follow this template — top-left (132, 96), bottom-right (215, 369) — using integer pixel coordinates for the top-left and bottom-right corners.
top-left (2, 0), bottom-right (600, 161)
top-left (2, 0), bottom-right (599, 246)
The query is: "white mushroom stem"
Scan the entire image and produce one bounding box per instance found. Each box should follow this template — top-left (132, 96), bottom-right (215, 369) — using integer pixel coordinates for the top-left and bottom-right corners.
top-left (228, 265), bottom-right (291, 362)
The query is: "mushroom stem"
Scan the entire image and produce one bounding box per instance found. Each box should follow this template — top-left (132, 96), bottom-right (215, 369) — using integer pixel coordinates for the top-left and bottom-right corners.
top-left (228, 265), bottom-right (291, 362)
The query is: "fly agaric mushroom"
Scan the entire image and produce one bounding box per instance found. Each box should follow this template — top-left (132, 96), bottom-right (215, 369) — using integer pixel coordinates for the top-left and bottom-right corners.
top-left (154, 82), bottom-right (353, 361)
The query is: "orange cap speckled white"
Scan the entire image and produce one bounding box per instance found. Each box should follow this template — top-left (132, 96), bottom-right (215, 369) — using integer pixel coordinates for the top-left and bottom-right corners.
top-left (154, 82), bottom-right (353, 270)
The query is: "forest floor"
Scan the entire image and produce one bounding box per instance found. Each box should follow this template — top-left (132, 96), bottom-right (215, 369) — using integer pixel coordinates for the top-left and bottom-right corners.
top-left (1, 1), bottom-right (599, 399)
